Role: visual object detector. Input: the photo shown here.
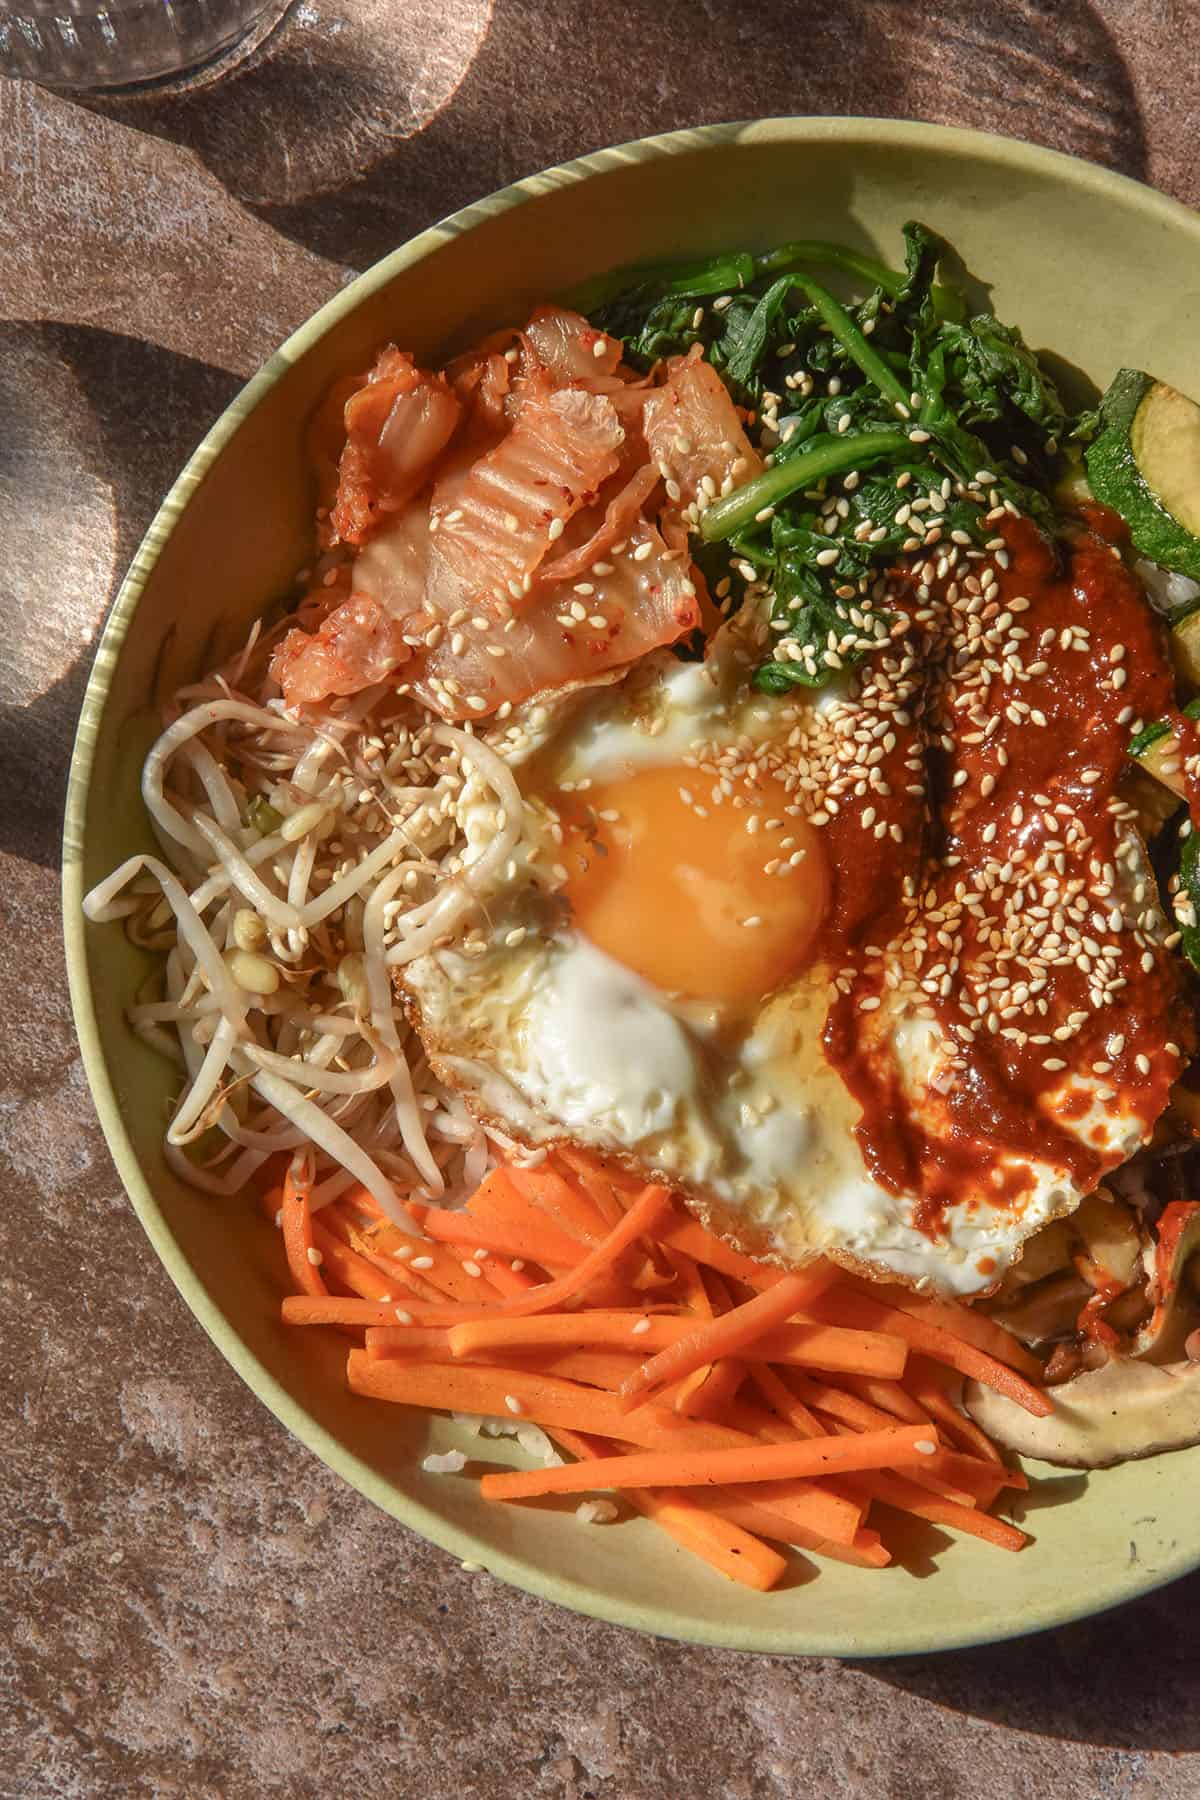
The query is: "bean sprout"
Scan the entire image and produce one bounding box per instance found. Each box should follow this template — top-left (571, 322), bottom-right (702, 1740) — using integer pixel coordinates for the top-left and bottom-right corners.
top-left (84, 650), bottom-right (539, 1225)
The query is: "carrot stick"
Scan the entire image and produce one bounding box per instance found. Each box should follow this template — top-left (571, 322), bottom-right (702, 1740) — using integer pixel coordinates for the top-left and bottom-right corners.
top-left (843, 1471), bottom-right (1030, 1552)
top-left (661, 1246), bottom-right (717, 1411)
top-left (333, 1214), bottom-right (503, 1308)
top-left (346, 1353), bottom-right (677, 1445)
top-left (309, 1219), bottom-right (411, 1302)
top-left (548, 1426), bottom-right (787, 1592)
top-left (446, 1311), bottom-right (904, 1375)
top-left (283, 1296), bottom-right (493, 1328)
top-left (813, 1287), bottom-right (1053, 1418)
top-left (478, 1425), bottom-right (939, 1501)
top-left (619, 1267), bottom-right (837, 1408)
top-left (359, 1325), bottom-right (454, 1357)
top-left (787, 1370), bottom-right (914, 1436)
top-left (280, 1160), bottom-right (327, 1299)
top-left (465, 1255), bottom-right (537, 1297)
top-left (752, 1360), bottom-right (827, 1432)
top-left (439, 1184), bottom-right (675, 1318)
top-left (553, 1148), bottom-right (640, 1227)
top-left (629, 1486), bottom-right (789, 1591)
top-left (497, 1165), bottom-right (609, 1244)
top-left (411, 1201), bottom-right (589, 1270)
top-left (347, 1354), bottom-right (860, 1542)
top-left (675, 1358), bottom-right (747, 1420)
top-left (836, 1372), bottom-right (930, 1423)
top-left (368, 1334), bottom-right (646, 1393)
top-left (847, 1276), bottom-right (1044, 1381)
top-left (902, 1357), bottom-right (1005, 1465)
top-left (654, 1215), bottom-right (786, 1290)
top-left (707, 1493), bottom-right (891, 1567)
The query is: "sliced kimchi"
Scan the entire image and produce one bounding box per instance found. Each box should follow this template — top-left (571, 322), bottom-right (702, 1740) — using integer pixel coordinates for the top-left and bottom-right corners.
top-left (409, 516), bottom-right (700, 720)
top-left (331, 349), bottom-right (461, 546)
top-left (274, 310), bottom-right (719, 714)
top-left (433, 383), bottom-right (624, 604)
top-left (642, 349), bottom-right (762, 516)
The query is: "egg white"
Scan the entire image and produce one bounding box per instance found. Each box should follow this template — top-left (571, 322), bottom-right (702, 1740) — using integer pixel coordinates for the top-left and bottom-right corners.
top-left (404, 638), bottom-right (1172, 1298)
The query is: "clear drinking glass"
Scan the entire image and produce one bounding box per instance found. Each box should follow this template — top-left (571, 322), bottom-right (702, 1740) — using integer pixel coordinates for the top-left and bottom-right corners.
top-left (0, 0), bottom-right (290, 90)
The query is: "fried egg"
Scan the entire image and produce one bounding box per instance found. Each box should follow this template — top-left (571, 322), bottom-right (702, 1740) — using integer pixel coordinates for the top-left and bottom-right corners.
top-left (403, 624), bottom-right (1178, 1299)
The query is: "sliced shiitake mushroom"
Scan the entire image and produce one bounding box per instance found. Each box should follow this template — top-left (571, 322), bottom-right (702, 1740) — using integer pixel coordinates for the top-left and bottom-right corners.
top-left (966, 1202), bottom-right (1200, 1467)
top-left (964, 1357), bottom-right (1200, 1469)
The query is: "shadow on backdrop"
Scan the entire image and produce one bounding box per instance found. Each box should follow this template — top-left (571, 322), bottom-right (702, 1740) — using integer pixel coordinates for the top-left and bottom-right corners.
top-left (856, 1562), bottom-right (1200, 1752)
top-left (85, 0), bottom-right (1147, 273)
top-left (0, 322), bottom-right (241, 868)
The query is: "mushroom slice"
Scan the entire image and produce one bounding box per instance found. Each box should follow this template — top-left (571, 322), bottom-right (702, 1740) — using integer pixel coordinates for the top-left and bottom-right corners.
top-left (986, 1270), bottom-right (1092, 1348)
top-left (964, 1356), bottom-right (1200, 1469)
top-left (1131, 1201), bottom-right (1200, 1364)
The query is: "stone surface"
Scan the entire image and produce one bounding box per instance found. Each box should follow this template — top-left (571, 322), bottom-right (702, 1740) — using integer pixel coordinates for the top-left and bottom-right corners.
top-left (3, 3), bottom-right (1200, 1794)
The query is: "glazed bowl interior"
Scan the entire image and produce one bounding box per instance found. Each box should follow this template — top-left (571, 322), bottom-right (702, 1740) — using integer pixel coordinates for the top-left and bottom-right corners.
top-left (64, 118), bottom-right (1200, 1656)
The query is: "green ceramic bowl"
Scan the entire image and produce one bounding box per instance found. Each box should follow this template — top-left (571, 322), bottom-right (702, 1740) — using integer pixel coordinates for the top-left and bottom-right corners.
top-left (64, 118), bottom-right (1200, 1655)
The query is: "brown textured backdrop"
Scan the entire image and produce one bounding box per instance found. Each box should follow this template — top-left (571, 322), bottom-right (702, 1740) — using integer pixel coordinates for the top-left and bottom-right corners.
top-left (4, 3), bottom-right (1200, 1795)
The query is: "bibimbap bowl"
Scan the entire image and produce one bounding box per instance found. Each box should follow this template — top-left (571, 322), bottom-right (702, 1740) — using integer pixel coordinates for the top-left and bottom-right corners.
top-left (63, 118), bottom-right (1200, 1656)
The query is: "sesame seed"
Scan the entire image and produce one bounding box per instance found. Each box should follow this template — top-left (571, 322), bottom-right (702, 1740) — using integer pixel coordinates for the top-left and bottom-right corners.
top-left (504, 1394), bottom-right (524, 1415)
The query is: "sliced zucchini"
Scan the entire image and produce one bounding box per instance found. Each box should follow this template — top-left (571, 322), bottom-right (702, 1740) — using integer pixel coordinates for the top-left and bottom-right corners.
top-left (1172, 603), bottom-right (1200, 685)
top-left (1129, 696), bottom-right (1200, 800)
top-left (1086, 369), bottom-right (1200, 579)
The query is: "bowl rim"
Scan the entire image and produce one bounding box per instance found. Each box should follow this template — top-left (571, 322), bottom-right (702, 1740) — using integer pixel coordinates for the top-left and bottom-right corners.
top-left (62, 114), bottom-right (1200, 1657)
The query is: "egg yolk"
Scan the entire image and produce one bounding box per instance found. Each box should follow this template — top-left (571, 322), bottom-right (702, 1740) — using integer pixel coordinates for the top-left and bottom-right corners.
top-left (554, 764), bottom-right (829, 1005)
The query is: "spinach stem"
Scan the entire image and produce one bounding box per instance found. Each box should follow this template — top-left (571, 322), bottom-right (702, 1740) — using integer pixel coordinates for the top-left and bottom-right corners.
top-left (699, 431), bottom-right (911, 542)
top-left (753, 240), bottom-right (904, 297)
top-left (787, 273), bottom-right (910, 409)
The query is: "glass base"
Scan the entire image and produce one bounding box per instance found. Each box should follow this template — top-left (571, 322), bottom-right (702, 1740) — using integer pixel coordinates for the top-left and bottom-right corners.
top-left (0, 0), bottom-right (293, 95)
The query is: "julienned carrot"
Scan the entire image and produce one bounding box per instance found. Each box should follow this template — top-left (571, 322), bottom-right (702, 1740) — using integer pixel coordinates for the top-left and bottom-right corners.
top-left (438, 1184), bottom-right (673, 1318)
top-left (279, 1162), bottom-right (327, 1300)
top-left (902, 1357), bottom-right (1004, 1465)
top-left (662, 1247), bottom-right (716, 1413)
top-left (788, 1369), bottom-right (919, 1437)
top-left (446, 1312), bottom-right (905, 1376)
top-left (346, 1353), bottom-right (673, 1445)
top-left (478, 1425), bottom-right (939, 1501)
top-left (458, 1250), bottom-right (537, 1297)
top-left (814, 1287), bottom-right (1054, 1418)
top-left (347, 1354), bottom-right (861, 1542)
top-left (448, 1312), bottom-right (678, 1358)
top-left (411, 1202), bottom-right (589, 1270)
top-left (837, 1372), bottom-right (930, 1424)
top-left (338, 1212), bottom-right (510, 1307)
top-left (553, 1148), bottom-right (642, 1227)
top-left (848, 1276), bottom-right (1044, 1383)
top-left (497, 1165), bottom-right (609, 1245)
top-left (360, 1325), bottom-right (453, 1357)
top-left (282, 1295), bottom-right (494, 1328)
top-left (367, 1333), bottom-right (645, 1393)
top-left (309, 1218), bottom-right (411, 1302)
top-left (842, 1471), bottom-right (1030, 1552)
top-left (675, 1357), bottom-right (747, 1420)
top-left (619, 1266), bottom-right (839, 1408)
top-left (654, 1215), bottom-right (785, 1290)
top-left (630, 1485), bottom-right (789, 1591)
top-left (752, 1360), bottom-right (827, 1432)
top-left (549, 1426), bottom-right (787, 1592)
top-left (708, 1492), bottom-right (891, 1568)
